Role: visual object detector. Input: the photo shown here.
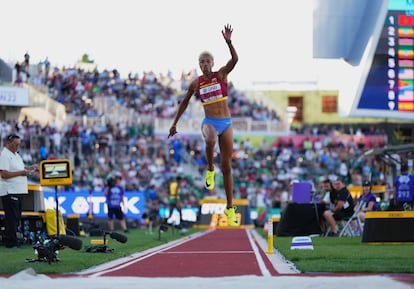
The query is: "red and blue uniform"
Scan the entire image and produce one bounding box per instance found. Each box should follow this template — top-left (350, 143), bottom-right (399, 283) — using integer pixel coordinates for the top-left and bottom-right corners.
top-left (198, 72), bottom-right (232, 135)
top-left (197, 72), bottom-right (228, 106)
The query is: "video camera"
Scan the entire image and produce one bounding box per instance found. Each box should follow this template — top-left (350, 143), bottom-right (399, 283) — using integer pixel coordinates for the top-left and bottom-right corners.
top-left (84, 231), bottom-right (128, 253)
top-left (33, 238), bottom-right (62, 264)
top-left (29, 235), bottom-right (83, 264)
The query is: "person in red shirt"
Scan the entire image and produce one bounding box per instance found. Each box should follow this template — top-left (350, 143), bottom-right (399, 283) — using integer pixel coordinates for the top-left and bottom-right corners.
top-left (168, 24), bottom-right (238, 226)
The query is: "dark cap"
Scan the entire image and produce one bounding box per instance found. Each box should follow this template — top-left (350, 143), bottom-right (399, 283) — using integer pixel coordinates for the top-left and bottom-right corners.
top-left (362, 180), bottom-right (371, 187)
top-left (335, 176), bottom-right (347, 184)
top-left (6, 134), bottom-right (20, 142)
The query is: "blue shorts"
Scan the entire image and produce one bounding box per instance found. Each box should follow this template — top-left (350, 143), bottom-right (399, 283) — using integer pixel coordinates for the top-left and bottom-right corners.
top-left (202, 117), bottom-right (232, 135)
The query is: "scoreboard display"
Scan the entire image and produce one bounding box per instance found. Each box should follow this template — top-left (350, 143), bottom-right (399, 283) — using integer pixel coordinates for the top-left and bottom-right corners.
top-left (358, 0), bottom-right (414, 116)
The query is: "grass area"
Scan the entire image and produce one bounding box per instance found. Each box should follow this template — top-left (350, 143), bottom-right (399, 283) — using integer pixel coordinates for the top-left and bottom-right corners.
top-left (259, 230), bottom-right (414, 273)
top-left (0, 227), bottom-right (200, 275)
top-left (1, 228), bottom-right (414, 275)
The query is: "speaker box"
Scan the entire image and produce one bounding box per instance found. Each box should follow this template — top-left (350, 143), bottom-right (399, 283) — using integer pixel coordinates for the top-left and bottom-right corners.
top-left (66, 215), bottom-right (80, 236)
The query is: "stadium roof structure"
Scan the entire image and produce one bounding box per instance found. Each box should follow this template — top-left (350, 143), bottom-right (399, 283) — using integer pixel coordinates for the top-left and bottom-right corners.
top-left (358, 143), bottom-right (414, 165)
top-left (313, 0), bottom-right (414, 120)
top-left (313, 0), bottom-right (386, 66)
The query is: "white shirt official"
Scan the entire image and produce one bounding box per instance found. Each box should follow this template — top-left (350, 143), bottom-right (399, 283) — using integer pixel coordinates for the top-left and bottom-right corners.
top-left (0, 147), bottom-right (28, 196)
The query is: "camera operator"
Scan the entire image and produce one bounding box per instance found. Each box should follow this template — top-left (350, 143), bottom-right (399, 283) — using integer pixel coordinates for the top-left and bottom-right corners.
top-left (104, 174), bottom-right (128, 233)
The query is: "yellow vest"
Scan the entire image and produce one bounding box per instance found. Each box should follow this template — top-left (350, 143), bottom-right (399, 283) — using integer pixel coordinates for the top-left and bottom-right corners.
top-left (170, 181), bottom-right (178, 198)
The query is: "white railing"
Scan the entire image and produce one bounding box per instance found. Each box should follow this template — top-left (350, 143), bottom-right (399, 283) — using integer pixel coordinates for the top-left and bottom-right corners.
top-left (65, 95), bottom-right (289, 134)
top-left (155, 117), bottom-right (288, 135)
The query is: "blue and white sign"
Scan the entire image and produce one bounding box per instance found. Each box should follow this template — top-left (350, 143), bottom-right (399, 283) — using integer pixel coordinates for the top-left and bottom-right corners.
top-left (43, 190), bottom-right (146, 219)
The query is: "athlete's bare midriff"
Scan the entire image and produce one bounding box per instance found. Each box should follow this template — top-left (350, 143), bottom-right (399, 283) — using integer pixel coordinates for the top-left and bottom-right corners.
top-left (203, 99), bottom-right (231, 118)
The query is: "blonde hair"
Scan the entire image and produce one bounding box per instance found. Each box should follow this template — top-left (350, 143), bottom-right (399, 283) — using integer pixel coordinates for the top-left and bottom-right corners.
top-left (198, 51), bottom-right (214, 62)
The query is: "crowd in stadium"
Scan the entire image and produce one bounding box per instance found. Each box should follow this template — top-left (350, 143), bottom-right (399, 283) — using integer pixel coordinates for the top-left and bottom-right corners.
top-left (19, 57), bottom-right (281, 122)
top-left (4, 57), bottom-right (392, 216)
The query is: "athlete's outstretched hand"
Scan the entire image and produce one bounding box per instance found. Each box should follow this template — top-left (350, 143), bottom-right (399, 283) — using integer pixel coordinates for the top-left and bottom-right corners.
top-left (168, 126), bottom-right (177, 138)
top-left (222, 24), bottom-right (233, 43)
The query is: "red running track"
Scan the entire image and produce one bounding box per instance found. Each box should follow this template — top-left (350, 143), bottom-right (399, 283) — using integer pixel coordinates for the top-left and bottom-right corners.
top-left (2, 228), bottom-right (413, 288)
top-left (85, 229), bottom-right (278, 278)
top-left (77, 229), bottom-right (414, 287)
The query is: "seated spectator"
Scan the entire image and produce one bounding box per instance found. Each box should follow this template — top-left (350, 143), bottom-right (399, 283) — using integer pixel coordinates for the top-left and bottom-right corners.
top-left (320, 178), bottom-right (335, 209)
top-left (323, 177), bottom-right (355, 236)
top-left (354, 180), bottom-right (378, 223)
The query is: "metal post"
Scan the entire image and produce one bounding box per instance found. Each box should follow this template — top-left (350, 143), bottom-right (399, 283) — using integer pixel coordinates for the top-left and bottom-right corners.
top-left (266, 218), bottom-right (274, 254)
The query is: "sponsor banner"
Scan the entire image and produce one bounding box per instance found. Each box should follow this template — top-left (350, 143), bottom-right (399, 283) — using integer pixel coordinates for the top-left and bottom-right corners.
top-left (195, 199), bottom-right (253, 228)
top-left (0, 86), bottom-right (29, 106)
top-left (159, 207), bottom-right (199, 223)
top-left (43, 190), bottom-right (146, 219)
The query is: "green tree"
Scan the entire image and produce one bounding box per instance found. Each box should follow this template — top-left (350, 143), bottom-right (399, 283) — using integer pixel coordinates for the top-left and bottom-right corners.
top-left (81, 53), bottom-right (94, 63)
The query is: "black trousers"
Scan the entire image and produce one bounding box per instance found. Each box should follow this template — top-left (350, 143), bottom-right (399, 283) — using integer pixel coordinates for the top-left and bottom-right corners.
top-left (1, 195), bottom-right (22, 247)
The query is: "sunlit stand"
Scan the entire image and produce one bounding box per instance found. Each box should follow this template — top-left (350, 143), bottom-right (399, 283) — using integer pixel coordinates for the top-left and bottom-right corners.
top-left (28, 159), bottom-right (83, 263)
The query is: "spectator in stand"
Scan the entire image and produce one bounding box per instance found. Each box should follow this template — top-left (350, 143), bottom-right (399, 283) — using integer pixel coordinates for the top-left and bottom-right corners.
top-left (23, 52), bottom-right (30, 79)
top-left (14, 62), bottom-right (22, 79)
top-left (24, 52), bottom-right (30, 67)
top-left (172, 139), bottom-right (182, 164)
top-left (43, 57), bottom-right (50, 84)
top-left (168, 24), bottom-right (239, 226)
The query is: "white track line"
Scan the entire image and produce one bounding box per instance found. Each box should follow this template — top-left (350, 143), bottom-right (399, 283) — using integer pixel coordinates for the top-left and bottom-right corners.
top-left (246, 229), bottom-right (271, 277)
top-left (160, 250), bottom-right (253, 254)
top-left (249, 229), bottom-right (299, 274)
top-left (82, 228), bottom-right (297, 277)
top-left (81, 229), bottom-right (215, 277)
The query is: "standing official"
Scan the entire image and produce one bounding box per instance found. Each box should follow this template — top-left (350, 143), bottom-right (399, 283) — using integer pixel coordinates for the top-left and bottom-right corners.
top-left (104, 174), bottom-right (128, 233)
top-left (0, 134), bottom-right (37, 248)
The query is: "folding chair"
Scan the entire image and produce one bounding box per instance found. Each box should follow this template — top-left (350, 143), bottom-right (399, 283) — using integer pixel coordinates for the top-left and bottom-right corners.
top-left (339, 201), bottom-right (365, 237)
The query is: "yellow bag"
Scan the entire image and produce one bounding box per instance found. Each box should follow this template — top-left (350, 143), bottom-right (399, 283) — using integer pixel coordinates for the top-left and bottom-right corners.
top-left (44, 209), bottom-right (66, 235)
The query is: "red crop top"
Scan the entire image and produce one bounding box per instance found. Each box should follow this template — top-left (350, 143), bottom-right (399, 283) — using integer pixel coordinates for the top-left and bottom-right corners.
top-left (197, 72), bottom-right (228, 105)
